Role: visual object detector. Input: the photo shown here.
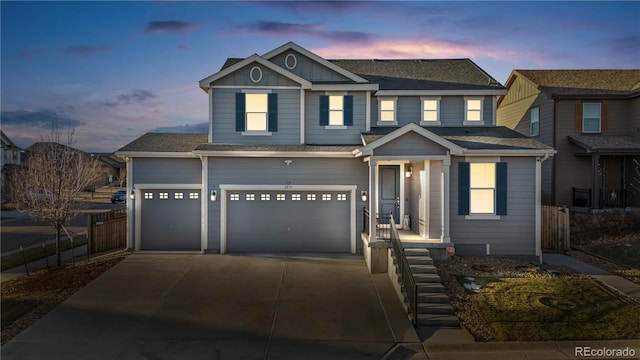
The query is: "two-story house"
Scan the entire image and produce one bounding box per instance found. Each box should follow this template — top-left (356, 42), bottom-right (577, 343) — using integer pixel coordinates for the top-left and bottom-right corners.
top-left (116, 42), bottom-right (553, 265)
top-left (497, 70), bottom-right (640, 210)
top-left (1, 130), bottom-right (22, 199)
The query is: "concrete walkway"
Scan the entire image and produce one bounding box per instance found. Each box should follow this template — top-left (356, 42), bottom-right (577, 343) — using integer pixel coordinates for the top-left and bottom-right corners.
top-left (2, 253), bottom-right (422, 360)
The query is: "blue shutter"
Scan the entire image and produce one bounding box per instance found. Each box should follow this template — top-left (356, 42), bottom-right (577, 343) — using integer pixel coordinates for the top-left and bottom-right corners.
top-left (458, 162), bottom-right (470, 215)
top-left (319, 95), bottom-right (329, 126)
top-left (496, 162), bottom-right (507, 215)
top-left (235, 93), bottom-right (245, 132)
top-left (268, 93), bottom-right (278, 132)
top-left (344, 95), bottom-right (353, 126)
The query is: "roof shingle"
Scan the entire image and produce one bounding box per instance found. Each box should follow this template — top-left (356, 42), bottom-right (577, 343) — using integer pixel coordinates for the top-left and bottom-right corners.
top-left (117, 133), bottom-right (208, 153)
top-left (515, 70), bottom-right (640, 96)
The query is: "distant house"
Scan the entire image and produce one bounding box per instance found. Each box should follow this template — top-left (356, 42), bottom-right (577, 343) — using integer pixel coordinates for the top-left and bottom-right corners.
top-left (1, 131), bottom-right (22, 199)
top-left (497, 70), bottom-right (640, 210)
top-left (95, 153), bottom-right (126, 187)
top-left (117, 42), bottom-right (554, 260)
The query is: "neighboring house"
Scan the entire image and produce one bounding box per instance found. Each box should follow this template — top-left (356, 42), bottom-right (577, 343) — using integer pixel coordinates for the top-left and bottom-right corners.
top-left (1, 131), bottom-right (23, 199)
top-left (497, 70), bottom-right (640, 210)
top-left (95, 153), bottom-right (126, 187)
top-left (116, 42), bottom-right (553, 261)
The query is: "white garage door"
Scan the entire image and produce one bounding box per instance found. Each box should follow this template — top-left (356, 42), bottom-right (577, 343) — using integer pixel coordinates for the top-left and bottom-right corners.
top-left (226, 190), bottom-right (351, 253)
top-left (140, 190), bottom-right (201, 250)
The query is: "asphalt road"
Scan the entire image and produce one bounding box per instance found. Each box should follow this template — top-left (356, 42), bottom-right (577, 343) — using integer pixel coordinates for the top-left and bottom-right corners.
top-left (0, 202), bottom-right (125, 254)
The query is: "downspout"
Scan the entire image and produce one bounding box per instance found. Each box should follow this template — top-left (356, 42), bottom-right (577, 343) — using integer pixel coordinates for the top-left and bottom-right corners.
top-left (198, 153), bottom-right (209, 253)
top-left (552, 97), bottom-right (557, 206)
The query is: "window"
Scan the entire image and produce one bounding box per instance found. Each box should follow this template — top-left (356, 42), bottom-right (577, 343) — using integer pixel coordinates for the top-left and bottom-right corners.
top-left (319, 95), bottom-right (353, 127)
top-left (230, 193), bottom-right (240, 201)
top-left (144, 192), bottom-right (153, 199)
top-left (530, 107), bottom-right (540, 137)
top-left (583, 103), bottom-right (601, 133)
top-left (159, 192), bottom-right (169, 200)
top-left (378, 98), bottom-right (396, 124)
top-left (470, 163), bottom-right (496, 214)
top-left (307, 193), bottom-right (316, 201)
top-left (236, 92), bottom-right (277, 133)
top-left (421, 97), bottom-right (440, 124)
top-left (189, 192), bottom-right (199, 199)
top-left (322, 193), bottom-right (332, 201)
top-left (174, 192), bottom-right (184, 199)
top-left (245, 193), bottom-right (255, 201)
top-left (292, 193), bottom-right (301, 201)
top-left (337, 194), bottom-right (347, 201)
top-left (464, 97), bottom-right (484, 124)
top-left (260, 193), bottom-right (271, 201)
top-left (276, 193), bottom-right (286, 201)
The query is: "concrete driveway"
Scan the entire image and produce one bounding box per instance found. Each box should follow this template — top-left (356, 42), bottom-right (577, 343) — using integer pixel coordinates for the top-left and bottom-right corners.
top-left (1, 253), bottom-right (419, 360)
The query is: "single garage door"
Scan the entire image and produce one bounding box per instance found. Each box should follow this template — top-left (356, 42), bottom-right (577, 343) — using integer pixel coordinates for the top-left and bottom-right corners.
top-left (226, 190), bottom-right (350, 252)
top-left (141, 189), bottom-right (201, 250)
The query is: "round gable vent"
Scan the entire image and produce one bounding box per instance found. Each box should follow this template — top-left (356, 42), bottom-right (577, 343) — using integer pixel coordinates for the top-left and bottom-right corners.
top-left (285, 53), bottom-right (297, 70)
top-left (250, 66), bottom-right (263, 83)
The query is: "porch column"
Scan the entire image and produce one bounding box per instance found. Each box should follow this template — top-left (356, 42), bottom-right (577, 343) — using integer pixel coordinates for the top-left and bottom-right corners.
top-left (369, 159), bottom-right (378, 242)
top-left (442, 157), bottom-right (451, 243)
top-left (591, 154), bottom-right (599, 209)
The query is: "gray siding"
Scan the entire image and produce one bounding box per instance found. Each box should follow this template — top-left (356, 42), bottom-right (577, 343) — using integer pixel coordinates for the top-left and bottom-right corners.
top-left (450, 156), bottom-right (537, 255)
top-left (132, 158), bottom-right (202, 184)
top-left (214, 62), bottom-right (300, 87)
top-left (374, 132), bottom-right (448, 156)
top-left (631, 97), bottom-right (640, 136)
top-left (429, 160), bottom-right (442, 239)
top-left (207, 157), bottom-right (368, 252)
top-left (408, 160), bottom-right (423, 233)
top-left (269, 51), bottom-right (351, 82)
top-left (304, 91), bottom-right (367, 144)
top-left (211, 88), bottom-right (301, 144)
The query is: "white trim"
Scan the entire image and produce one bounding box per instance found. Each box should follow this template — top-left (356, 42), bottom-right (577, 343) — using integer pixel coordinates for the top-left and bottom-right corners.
top-left (208, 88), bottom-right (213, 143)
top-left (126, 157), bottom-right (133, 250)
top-left (464, 96), bottom-right (484, 125)
top-left (325, 125), bottom-right (348, 130)
top-left (535, 157), bottom-right (542, 258)
top-left (249, 66), bottom-right (263, 83)
top-left (201, 157), bottom-right (208, 252)
top-left (370, 155), bottom-right (449, 162)
top-left (193, 151), bottom-right (355, 158)
top-left (241, 89), bottom-right (272, 94)
top-left (420, 96), bottom-right (441, 126)
top-left (199, 54), bottom-right (312, 90)
top-left (312, 84), bottom-right (379, 91)
top-left (357, 123), bottom-right (464, 156)
top-left (462, 150), bottom-right (556, 156)
top-left (375, 89), bottom-right (507, 96)
top-left (422, 160), bottom-right (430, 239)
top-left (376, 121), bottom-right (398, 126)
top-left (492, 95), bottom-right (497, 126)
top-left (375, 162), bottom-right (406, 230)
top-left (135, 183), bottom-right (202, 189)
top-left (211, 85), bottom-right (301, 90)
top-left (377, 96), bottom-right (397, 125)
top-left (300, 89), bottom-right (305, 144)
top-left (218, 184), bottom-right (358, 254)
top-left (325, 91), bottom-right (347, 96)
top-left (284, 53), bottom-right (297, 70)
top-left (442, 158), bottom-right (451, 243)
top-left (262, 42), bottom-right (369, 83)
top-left (115, 151), bottom-right (199, 158)
top-left (241, 131), bottom-right (273, 136)
top-left (465, 215), bottom-right (501, 220)
top-left (365, 91), bottom-right (371, 132)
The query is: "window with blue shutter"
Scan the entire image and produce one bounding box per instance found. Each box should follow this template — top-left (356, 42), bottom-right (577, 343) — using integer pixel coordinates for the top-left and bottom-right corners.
top-left (319, 95), bottom-right (353, 126)
top-left (236, 92), bottom-right (277, 133)
top-left (496, 162), bottom-right (507, 215)
top-left (268, 93), bottom-right (278, 132)
top-left (344, 95), bottom-right (353, 126)
top-left (460, 161), bottom-right (508, 216)
top-left (319, 95), bottom-right (329, 126)
top-left (235, 93), bottom-right (246, 132)
top-left (458, 162), bottom-right (470, 215)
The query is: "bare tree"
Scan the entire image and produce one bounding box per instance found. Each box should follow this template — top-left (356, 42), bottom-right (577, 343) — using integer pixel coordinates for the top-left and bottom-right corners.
top-left (116, 167), bottom-right (126, 188)
top-left (9, 126), bottom-right (100, 267)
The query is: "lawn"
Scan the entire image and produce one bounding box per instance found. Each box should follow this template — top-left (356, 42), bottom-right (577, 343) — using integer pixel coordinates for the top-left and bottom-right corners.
top-left (588, 241), bottom-right (640, 268)
top-left (464, 276), bottom-right (640, 341)
top-left (0, 235), bottom-right (88, 271)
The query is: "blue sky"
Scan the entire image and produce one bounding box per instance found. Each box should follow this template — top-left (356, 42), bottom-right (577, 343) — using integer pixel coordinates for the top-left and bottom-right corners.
top-left (1, 1), bottom-right (638, 152)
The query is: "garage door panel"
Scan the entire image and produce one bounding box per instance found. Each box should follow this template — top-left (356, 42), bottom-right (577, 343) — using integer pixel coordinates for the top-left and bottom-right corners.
top-left (141, 190), bottom-right (201, 250)
top-left (227, 191), bottom-right (350, 253)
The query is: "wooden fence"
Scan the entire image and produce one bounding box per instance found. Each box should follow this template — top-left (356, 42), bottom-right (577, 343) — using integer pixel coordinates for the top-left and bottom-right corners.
top-left (541, 205), bottom-right (570, 252)
top-left (87, 208), bottom-right (127, 254)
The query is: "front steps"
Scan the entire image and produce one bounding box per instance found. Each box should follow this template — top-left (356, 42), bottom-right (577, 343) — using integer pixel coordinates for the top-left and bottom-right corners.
top-left (392, 247), bottom-right (460, 328)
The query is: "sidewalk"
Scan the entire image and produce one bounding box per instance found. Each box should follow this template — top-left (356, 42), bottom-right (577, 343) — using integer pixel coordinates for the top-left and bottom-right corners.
top-left (1, 244), bottom-right (88, 283)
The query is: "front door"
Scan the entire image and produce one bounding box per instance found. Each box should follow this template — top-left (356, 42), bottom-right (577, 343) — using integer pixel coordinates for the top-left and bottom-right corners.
top-left (379, 165), bottom-right (400, 224)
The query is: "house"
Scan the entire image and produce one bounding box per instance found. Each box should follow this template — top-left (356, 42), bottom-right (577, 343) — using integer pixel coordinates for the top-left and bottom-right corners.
top-left (1, 131), bottom-right (22, 199)
top-left (94, 153), bottom-right (126, 187)
top-left (116, 42), bottom-right (554, 266)
top-left (497, 70), bottom-right (640, 210)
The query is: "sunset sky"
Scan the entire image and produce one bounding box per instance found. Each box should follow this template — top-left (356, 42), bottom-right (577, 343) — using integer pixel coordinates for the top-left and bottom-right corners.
top-left (1, 1), bottom-right (638, 152)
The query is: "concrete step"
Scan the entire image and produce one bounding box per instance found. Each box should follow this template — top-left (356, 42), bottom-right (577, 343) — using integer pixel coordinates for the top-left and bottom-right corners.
top-left (409, 264), bottom-right (438, 274)
top-left (417, 282), bottom-right (446, 293)
top-left (416, 303), bottom-right (455, 315)
top-left (412, 273), bottom-right (441, 283)
top-left (406, 256), bottom-right (433, 265)
top-left (403, 248), bottom-right (430, 257)
top-left (416, 313), bottom-right (460, 327)
top-left (417, 293), bottom-right (451, 304)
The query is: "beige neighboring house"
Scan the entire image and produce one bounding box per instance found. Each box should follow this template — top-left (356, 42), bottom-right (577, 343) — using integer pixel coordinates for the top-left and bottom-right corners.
top-left (497, 70), bottom-right (640, 210)
top-left (1, 130), bottom-right (23, 199)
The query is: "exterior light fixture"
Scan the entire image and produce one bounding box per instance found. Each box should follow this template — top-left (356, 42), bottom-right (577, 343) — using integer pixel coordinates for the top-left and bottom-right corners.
top-left (360, 190), bottom-right (368, 202)
top-left (210, 189), bottom-right (217, 202)
top-left (405, 165), bottom-right (413, 178)
top-left (130, 189), bottom-right (135, 200)
top-left (284, 159), bottom-right (293, 166)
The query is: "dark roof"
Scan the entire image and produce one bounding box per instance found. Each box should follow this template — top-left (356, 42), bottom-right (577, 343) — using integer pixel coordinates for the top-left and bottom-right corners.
top-left (568, 135), bottom-right (640, 154)
top-left (220, 58), bottom-right (244, 71)
top-left (1, 131), bottom-right (20, 150)
top-left (194, 144), bottom-right (360, 152)
top-left (515, 70), bottom-right (640, 96)
top-left (330, 59), bottom-right (505, 90)
top-left (363, 126), bottom-right (553, 151)
top-left (97, 153), bottom-right (126, 168)
top-left (117, 133), bottom-right (208, 152)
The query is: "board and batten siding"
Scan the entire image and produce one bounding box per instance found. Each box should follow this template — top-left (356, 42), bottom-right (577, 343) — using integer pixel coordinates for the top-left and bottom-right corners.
top-left (429, 160), bottom-right (443, 239)
top-left (132, 158), bottom-right (202, 184)
top-left (211, 88), bottom-right (301, 144)
top-left (213, 63), bottom-right (300, 87)
top-left (206, 157), bottom-right (369, 252)
top-left (269, 51), bottom-right (352, 82)
top-left (449, 156), bottom-right (537, 255)
top-left (374, 132), bottom-right (448, 156)
top-left (304, 91), bottom-right (367, 144)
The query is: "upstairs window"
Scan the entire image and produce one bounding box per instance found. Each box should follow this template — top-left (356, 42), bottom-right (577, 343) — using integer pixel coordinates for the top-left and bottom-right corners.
top-left (421, 97), bottom-right (441, 125)
top-left (236, 92), bottom-right (278, 134)
top-left (464, 97), bottom-right (484, 125)
top-left (582, 103), bottom-right (601, 133)
top-left (378, 98), bottom-right (397, 124)
top-left (320, 94), bottom-right (353, 127)
top-left (530, 107), bottom-right (540, 137)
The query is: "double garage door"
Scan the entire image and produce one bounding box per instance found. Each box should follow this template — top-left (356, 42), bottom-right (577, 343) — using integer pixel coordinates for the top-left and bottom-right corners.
top-left (141, 189), bottom-right (201, 250)
top-left (226, 190), bottom-right (351, 253)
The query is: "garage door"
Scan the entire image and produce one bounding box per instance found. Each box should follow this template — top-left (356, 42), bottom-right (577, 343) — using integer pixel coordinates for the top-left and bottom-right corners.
top-left (141, 190), bottom-right (201, 250)
top-left (226, 190), bottom-right (350, 252)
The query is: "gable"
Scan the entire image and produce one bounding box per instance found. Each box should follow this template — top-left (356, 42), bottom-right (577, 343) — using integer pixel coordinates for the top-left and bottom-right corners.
top-left (269, 49), bottom-right (353, 83)
top-left (499, 74), bottom-right (540, 107)
top-left (212, 61), bottom-right (302, 87)
top-left (374, 131), bottom-right (449, 156)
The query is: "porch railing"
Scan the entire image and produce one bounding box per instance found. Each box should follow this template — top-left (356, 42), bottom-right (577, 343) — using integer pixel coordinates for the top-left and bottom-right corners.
top-left (363, 207), bottom-right (370, 236)
top-left (600, 188), bottom-right (627, 209)
top-left (389, 214), bottom-right (418, 326)
top-left (572, 187), bottom-right (591, 208)
top-left (362, 208), bottom-right (392, 240)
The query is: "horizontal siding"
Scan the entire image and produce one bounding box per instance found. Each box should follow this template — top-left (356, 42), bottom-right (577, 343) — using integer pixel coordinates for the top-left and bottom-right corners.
top-left (270, 51), bottom-right (351, 82)
top-left (212, 88), bottom-right (300, 144)
top-left (304, 91), bottom-right (367, 144)
top-left (429, 160), bottom-right (442, 239)
top-left (207, 157), bottom-right (368, 251)
top-left (133, 158), bottom-right (201, 184)
top-left (407, 160), bottom-right (423, 233)
top-left (214, 62), bottom-right (300, 87)
top-left (450, 157), bottom-right (537, 255)
top-left (374, 132), bottom-right (448, 156)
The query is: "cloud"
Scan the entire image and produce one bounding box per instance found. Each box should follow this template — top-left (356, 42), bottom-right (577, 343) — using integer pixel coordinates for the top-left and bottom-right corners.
top-left (105, 89), bottom-right (157, 108)
top-left (0, 109), bottom-right (85, 128)
top-left (65, 45), bottom-right (112, 57)
top-left (260, 1), bottom-right (358, 14)
top-left (18, 48), bottom-right (53, 58)
top-left (236, 21), bottom-right (375, 44)
top-left (152, 122), bottom-right (209, 133)
top-left (606, 36), bottom-right (640, 56)
top-left (145, 21), bottom-right (196, 34)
